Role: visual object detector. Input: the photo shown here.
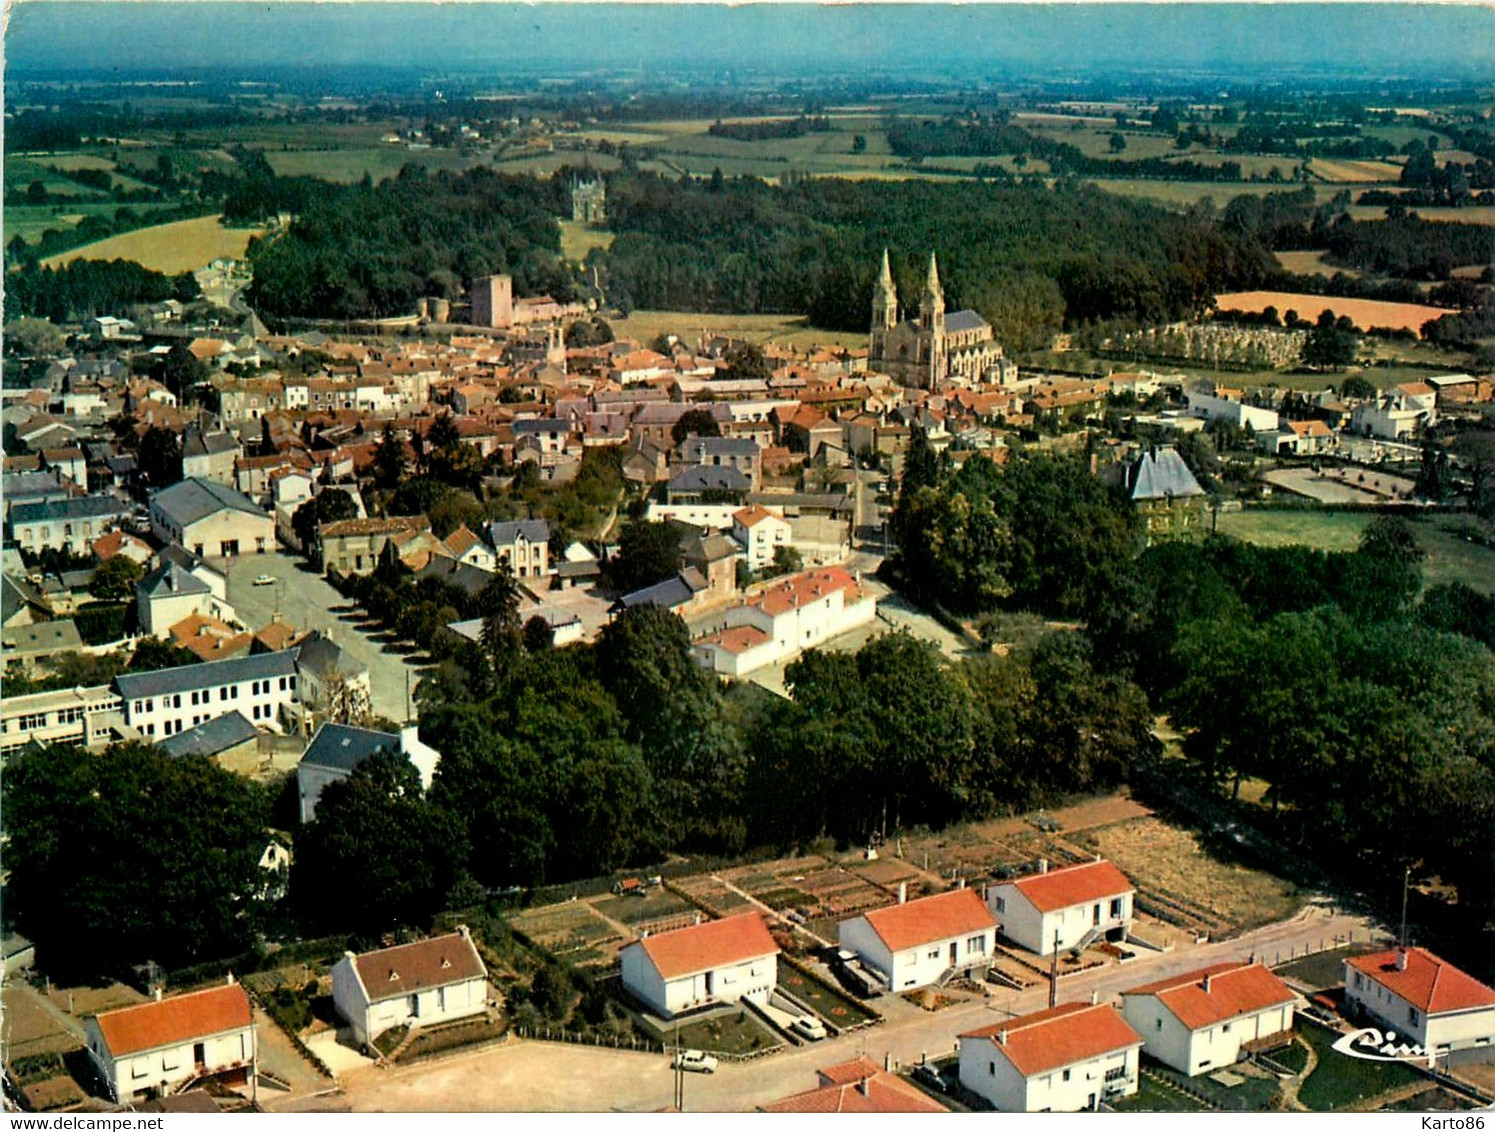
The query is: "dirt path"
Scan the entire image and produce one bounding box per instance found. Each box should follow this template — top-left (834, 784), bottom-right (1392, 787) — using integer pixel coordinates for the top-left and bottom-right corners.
top-left (1282, 1037), bottom-right (1318, 1111)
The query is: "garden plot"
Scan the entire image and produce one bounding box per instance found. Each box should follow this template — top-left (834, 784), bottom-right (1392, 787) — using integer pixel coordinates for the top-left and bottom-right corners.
top-left (510, 901), bottom-right (629, 970)
top-left (669, 874), bottom-right (755, 918)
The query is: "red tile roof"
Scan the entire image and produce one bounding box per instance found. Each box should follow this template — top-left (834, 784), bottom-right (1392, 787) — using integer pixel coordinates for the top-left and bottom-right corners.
top-left (633, 914), bottom-right (779, 981)
top-left (1121, 962), bottom-right (1296, 1031)
top-left (962, 1002), bottom-right (1141, 1078)
top-left (698, 624), bottom-right (772, 656)
top-left (762, 1058), bottom-right (946, 1114)
top-left (93, 984), bottom-right (252, 1058)
top-left (732, 504), bottom-right (784, 529)
top-left (1346, 948), bottom-right (1495, 1016)
top-left (1006, 859), bottom-right (1133, 913)
top-left (746, 567), bottom-right (864, 618)
top-left (860, 888), bottom-right (997, 953)
top-left (352, 930), bottom-right (487, 1004)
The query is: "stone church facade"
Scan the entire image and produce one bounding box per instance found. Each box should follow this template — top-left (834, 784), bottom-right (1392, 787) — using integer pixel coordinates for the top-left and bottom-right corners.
top-left (572, 178), bottom-right (607, 224)
top-left (868, 251), bottom-right (1014, 389)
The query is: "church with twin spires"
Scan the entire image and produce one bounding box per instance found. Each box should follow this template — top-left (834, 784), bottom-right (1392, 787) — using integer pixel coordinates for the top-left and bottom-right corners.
top-left (868, 250), bottom-right (1013, 390)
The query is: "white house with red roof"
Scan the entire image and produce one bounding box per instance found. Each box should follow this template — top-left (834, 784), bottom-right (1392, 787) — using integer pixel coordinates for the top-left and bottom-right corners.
top-left (985, 857), bottom-right (1134, 956)
top-left (620, 913), bottom-right (780, 1019)
top-left (837, 886), bottom-right (999, 993)
top-left (331, 927), bottom-right (489, 1046)
top-left (1344, 947), bottom-right (1495, 1056)
top-left (1119, 961), bottom-right (1298, 1076)
top-left (84, 980), bottom-right (256, 1104)
top-left (731, 504), bottom-right (792, 572)
top-left (958, 1001), bottom-right (1142, 1112)
top-left (690, 567), bottom-right (876, 678)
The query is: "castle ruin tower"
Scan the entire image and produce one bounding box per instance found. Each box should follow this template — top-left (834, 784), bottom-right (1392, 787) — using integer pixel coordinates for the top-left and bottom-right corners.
top-left (872, 248), bottom-right (898, 332)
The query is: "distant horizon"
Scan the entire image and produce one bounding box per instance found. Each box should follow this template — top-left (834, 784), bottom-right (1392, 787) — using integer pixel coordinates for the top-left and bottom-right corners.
top-left (6, 2), bottom-right (1494, 83)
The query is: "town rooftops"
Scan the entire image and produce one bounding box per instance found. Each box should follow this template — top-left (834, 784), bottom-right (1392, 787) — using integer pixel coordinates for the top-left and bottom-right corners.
top-left (859, 887), bottom-right (997, 954)
top-left (682, 436), bottom-right (760, 458)
top-left (1121, 962), bottom-right (1296, 1031)
top-left (301, 722), bottom-right (399, 772)
top-left (350, 929), bottom-right (487, 1004)
top-left (1006, 859), bottom-right (1134, 913)
top-left (1126, 447), bottom-right (1205, 502)
top-left (615, 572), bottom-right (703, 612)
top-left (115, 649), bottom-right (298, 701)
top-left (183, 430), bottom-right (239, 458)
top-left (139, 562), bottom-right (212, 600)
top-left (761, 1057), bottom-right (946, 1114)
top-left (961, 1002), bottom-right (1141, 1078)
top-left (92, 984), bottom-right (252, 1058)
top-left (631, 913), bottom-right (779, 981)
top-left (489, 518), bottom-right (550, 545)
top-left (159, 711), bottom-right (260, 760)
top-left (698, 624), bottom-right (773, 656)
top-left (1397, 381), bottom-right (1436, 397)
top-left (1288, 420), bottom-right (1334, 438)
top-left (150, 477), bottom-right (264, 527)
top-left (10, 495), bottom-right (128, 524)
top-left (1346, 947), bottom-right (1495, 1016)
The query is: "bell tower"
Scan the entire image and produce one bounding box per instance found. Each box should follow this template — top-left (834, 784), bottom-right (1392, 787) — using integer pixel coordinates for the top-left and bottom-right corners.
top-left (919, 252), bottom-right (946, 333)
top-left (871, 248), bottom-right (898, 332)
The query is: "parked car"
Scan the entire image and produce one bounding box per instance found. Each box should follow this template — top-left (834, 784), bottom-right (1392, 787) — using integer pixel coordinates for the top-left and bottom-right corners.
top-left (790, 1015), bottom-right (827, 1041)
top-left (673, 1049), bottom-right (718, 1074)
top-left (912, 1064), bottom-right (946, 1092)
top-left (252, 574), bottom-right (276, 586)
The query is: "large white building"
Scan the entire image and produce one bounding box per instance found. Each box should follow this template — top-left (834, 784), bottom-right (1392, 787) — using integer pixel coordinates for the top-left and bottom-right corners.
top-left (150, 477), bottom-right (275, 559)
top-left (620, 914), bottom-right (780, 1019)
top-left (1344, 947), bottom-right (1495, 1057)
top-left (1120, 961), bottom-right (1298, 1076)
top-left (0, 684), bottom-right (124, 757)
top-left (85, 982), bottom-right (256, 1105)
top-left (837, 887), bottom-right (999, 993)
top-left (7, 496), bottom-right (129, 556)
top-left (331, 928), bottom-right (489, 1047)
top-left (986, 858), bottom-right (1134, 956)
top-left (958, 1002), bottom-right (1142, 1112)
top-left (691, 567), bottom-right (877, 679)
top-left (114, 650), bottom-right (300, 740)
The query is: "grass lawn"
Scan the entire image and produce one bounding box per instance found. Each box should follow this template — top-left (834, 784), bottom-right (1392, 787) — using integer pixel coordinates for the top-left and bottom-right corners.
top-left (670, 1007), bottom-right (780, 1057)
top-left (558, 219), bottom-right (615, 263)
top-left (1273, 946), bottom-right (1374, 990)
top-left (1147, 1059), bottom-right (1283, 1111)
top-left (1112, 1074), bottom-right (1212, 1112)
top-left (1381, 1087), bottom-right (1480, 1112)
top-left (1297, 1019), bottom-right (1425, 1111)
top-left (1270, 1036), bottom-right (1312, 1076)
top-left (40, 213), bottom-right (266, 274)
top-left (776, 958), bottom-right (877, 1028)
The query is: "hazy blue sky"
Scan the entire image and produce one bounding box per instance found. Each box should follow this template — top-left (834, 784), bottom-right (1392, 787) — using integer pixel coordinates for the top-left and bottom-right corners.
top-left (6, 3), bottom-right (1493, 79)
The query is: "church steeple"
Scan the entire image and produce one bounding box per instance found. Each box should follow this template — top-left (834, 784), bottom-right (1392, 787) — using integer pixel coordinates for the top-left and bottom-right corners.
top-left (919, 252), bottom-right (945, 332)
top-left (871, 248), bottom-right (898, 332)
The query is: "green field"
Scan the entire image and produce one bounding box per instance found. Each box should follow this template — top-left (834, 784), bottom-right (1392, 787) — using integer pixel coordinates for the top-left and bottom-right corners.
top-left (1213, 511), bottom-right (1495, 594)
top-left (1297, 1019), bottom-right (1424, 1110)
top-left (558, 220), bottom-right (614, 263)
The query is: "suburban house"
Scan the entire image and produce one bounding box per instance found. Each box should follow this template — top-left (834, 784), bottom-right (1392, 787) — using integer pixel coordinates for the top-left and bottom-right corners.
top-left (761, 1056), bottom-right (946, 1114)
top-left (149, 477), bottom-right (274, 559)
top-left (181, 429), bottom-right (241, 485)
top-left (1119, 961), bottom-right (1298, 1076)
top-left (731, 504), bottom-right (793, 572)
top-left (958, 1002), bottom-right (1142, 1112)
top-left (677, 436), bottom-right (763, 492)
top-left (691, 567), bottom-right (877, 679)
top-left (85, 981), bottom-right (256, 1104)
top-left (487, 518), bottom-right (550, 579)
top-left (331, 928), bottom-right (489, 1047)
top-left (837, 886), bottom-right (999, 993)
top-left (293, 631), bottom-right (373, 726)
top-left (297, 722), bottom-right (440, 823)
top-left (137, 562), bottom-right (236, 638)
top-left (114, 649), bottom-right (300, 740)
top-left (985, 858), bottom-right (1134, 956)
top-left (1352, 382), bottom-right (1439, 440)
top-left (7, 496), bottom-right (129, 556)
top-left (620, 913), bottom-right (780, 1019)
top-left (316, 515), bottom-right (430, 574)
top-left (1344, 947), bottom-right (1495, 1056)
top-left (437, 524), bottom-right (497, 573)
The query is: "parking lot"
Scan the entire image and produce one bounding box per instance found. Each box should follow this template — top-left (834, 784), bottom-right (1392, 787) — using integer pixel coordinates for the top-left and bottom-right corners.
top-left (221, 552), bottom-right (420, 721)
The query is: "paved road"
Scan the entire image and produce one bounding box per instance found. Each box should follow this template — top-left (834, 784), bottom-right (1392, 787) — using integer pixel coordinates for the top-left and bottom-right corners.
top-left (221, 552), bottom-right (420, 722)
top-left (329, 905), bottom-right (1377, 1113)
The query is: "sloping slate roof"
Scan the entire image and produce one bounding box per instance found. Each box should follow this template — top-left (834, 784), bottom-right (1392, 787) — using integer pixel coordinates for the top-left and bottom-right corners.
top-left (352, 931), bottom-right (487, 1004)
top-left (115, 649), bottom-right (298, 700)
top-left (945, 309), bottom-right (990, 333)
top-left (10, 496), bottom-right (127, 524)
top-left (300, 722), bottom-right (397, 772)
top-left (3, 619), bottom-right (84, 654)
top-left (668, 465), bottom-right (750, 493)
top-left (159, 711), bottom-right (260, 759)
top-left (961, 1002), bottom-right (1141, 1077)
top-left (1127, 447), bottom-right (1205, 501)
top-left (616, 573), bottom-right (701, 611)
top-left (1347, 948), bottom-right (1495, 1016)
top-left (94, 985), bottom-right (252, 1058)
top-left (859, 888), bottom-right (997, 953)
top-left (683, 436), bottom-right (760, 458)
top-left (296, 633), bottom-right (367, 680)
top-left (151, 477), bottom-right (266, 526)
top-left (1122, 962), bottom-right (1296, 1030)
top-left (489, 518), bottom-right (550, 545)
top-left (139, 562), bottom-right (212, 599)
top-left (633, 914), bottom-right (779, 981)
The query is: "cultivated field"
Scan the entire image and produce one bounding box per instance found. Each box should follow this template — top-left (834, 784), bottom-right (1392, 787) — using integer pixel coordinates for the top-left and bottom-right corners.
top-left (1274, 250), bottom-right (1361, 278)
top-left (1346, 203), bottom-right (1495, 227)
top-left (41, 214), bottom-right (267, 274)
top-left (1306, 158), bottom-right (1403, 183)
top-left (1213, 291), bottom-right (1453, 336)
top-left (610, 309), bottom-right (866, 350)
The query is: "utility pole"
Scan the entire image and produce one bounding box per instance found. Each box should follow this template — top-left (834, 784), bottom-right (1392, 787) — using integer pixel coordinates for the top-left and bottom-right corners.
top-left (1400, 866), bottom-right (1411, 949)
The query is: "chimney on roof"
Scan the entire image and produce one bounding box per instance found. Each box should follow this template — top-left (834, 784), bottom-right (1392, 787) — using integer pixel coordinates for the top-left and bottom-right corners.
top-left (1091, 990), bottom-right (1098, 1006)
top-left (958, 877), bottom-right (966, 889)
top-left (857, 1076), bottom-right (871, 1097)
top-left (1395, 949), bottom-right (1408, 971)
top-left (997, 1029), bottom-right (1008, 1046)
top-left (898, 882), bottom-right (907, 905)
top-left (1203, 974), bottom-right (1213, 994)
top-left (1039, 858), bottom-right (1049, 875)
top-left (885, 1052), bottom-right (892, 1072)
top-left (226, 972), bottom-right (236, 985)
top-left (693, 913), bottom-right (703, 927)
top-left (153, 987), bottom-right (163, 1002)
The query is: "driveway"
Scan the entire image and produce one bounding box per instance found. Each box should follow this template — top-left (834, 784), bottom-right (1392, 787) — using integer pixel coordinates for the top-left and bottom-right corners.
top-left (331, 905), bottom-right (1377, 1112)
top-left (221, 552), bottom-right (420, 721)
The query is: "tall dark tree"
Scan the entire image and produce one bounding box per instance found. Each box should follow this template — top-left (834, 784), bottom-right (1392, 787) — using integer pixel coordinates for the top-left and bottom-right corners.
top-left (372, 423), bottom-right (408, 490)
top-left (137, 426), bottom-right (182, 488)
top-left (670, 409), bottom-right (722, 447)
top-left (609, 520), bottom-right (683, 593)
top-left (292, 488), bottom-right (359, 559)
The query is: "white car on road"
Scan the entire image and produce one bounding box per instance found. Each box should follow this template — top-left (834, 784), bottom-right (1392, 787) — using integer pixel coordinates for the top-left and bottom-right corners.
top-left (672, 1049), bottom-right (718, 1074)
top-left (252, 574), bottom-right (276, 586)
